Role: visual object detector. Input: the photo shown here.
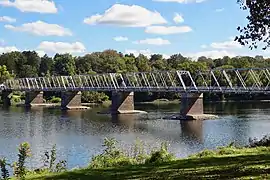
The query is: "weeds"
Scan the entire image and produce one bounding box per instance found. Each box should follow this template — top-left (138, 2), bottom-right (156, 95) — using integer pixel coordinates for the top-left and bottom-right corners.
top-left (0, 158), bottom-right (10, 180)
top-left (13, 142), bottom-right (31, 180)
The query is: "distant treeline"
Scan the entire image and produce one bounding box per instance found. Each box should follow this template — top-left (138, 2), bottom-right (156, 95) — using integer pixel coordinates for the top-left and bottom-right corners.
top-left (0, 49), bottom-right (269, 102)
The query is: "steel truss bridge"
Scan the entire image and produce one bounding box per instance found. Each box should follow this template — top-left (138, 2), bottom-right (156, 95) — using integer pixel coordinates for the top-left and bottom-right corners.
top-left (2, 67), bottom-right (270, 94)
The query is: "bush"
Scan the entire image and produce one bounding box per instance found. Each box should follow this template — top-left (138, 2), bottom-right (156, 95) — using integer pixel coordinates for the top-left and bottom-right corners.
top-left (145, 142), bottom-right (175, 164)
top-left (49, 96), bottom-right (61, 103)
top-left (193, 149), bottom-right (216, 158)
top-left (89, 138), bottom-right (136, 168)
top-left (82, 92), bottom-right (109, 103)
top-left (10, 95), bottom-right (21, 105)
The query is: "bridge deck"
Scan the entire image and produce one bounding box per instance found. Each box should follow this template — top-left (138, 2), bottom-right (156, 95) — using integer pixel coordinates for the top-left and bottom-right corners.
top-left (2, 68), bottom-right (270, 94)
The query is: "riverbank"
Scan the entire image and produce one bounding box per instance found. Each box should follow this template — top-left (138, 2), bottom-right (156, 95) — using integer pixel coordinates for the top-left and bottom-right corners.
top-left (24, 146), bottom-right (270, 180)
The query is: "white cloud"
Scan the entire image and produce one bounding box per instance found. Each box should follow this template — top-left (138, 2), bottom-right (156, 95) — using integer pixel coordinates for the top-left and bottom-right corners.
top-left (133, 38), bottom-right (171, 46)
top-left (0, 16), bottom-right (16, 23)
top-left (210, 40), bottom-right (242, 49)
top-left (145, 25), bottom-right (192, 35)
top-left (153, 0), bottom-right (206, 3)
top-left (173, 13), bottom-right (184, 24)
top-left (114, 36), bottom-right (128, 41)
top-left (83, 4), bottom-right (167, 27)
top-left (5, 21), bottom-right (72, 36)
top-left (184, 50), bottom-right (236, 60)
top-left (37, 41), bottom-right (86, 54)
top-left (0, 0), bottom-right (57, 13)
top-left (215, 8), bottom-right (224, 12)
top-left (0, 46), bottom-right (19, 54)
top-left (36, 50), bottom-right (46, 57)
top-left (125, 49), bottom-right (170, 59)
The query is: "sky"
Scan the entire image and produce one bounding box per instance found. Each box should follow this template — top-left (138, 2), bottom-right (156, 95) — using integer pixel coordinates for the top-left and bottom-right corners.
top-left (0, 0), bottom-right (269, 59)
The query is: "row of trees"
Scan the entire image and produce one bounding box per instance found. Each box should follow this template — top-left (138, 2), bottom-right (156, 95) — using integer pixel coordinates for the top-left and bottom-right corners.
top-left (0, 50), bottom-right (270, 102)
top-left (0, 50), bottom-right (269, 79)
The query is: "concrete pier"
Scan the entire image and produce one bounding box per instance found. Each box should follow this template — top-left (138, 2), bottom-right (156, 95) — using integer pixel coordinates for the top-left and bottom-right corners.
top-left (25, 91), bottom-right (44, 107)
top-left (2, 90), bottom-right (12, 107)
top-left (61, 91), bottom-right (89, 110)
top-left (111, 92), bottom-right (145, 114)
top-left (179, 93), bottom-right (217, 120)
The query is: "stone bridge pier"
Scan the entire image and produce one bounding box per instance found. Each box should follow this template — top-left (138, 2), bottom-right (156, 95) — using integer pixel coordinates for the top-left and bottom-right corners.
top-left (179, 93), bottom-right (216, 120)
top-left (25, 91), bottom-right (44, 107)
top-left (61, 91), bottom-right (88, 110)
top-left (111, 92), bottom-right (145, 115)
top-left (2, 90), bottom-right (12, 107)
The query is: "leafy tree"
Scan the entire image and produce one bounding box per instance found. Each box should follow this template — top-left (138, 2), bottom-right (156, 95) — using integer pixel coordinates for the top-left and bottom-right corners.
top-left (167, 54), bottom-right (189, 69)
top-left (75, 55), bottom-right (92, 74)
top-left (236, 0), bottom-right (270, 50)
top-left (53, 53), bottom-right (76, 76)
top-left (39, 54), bottom-right (54, 77)
top-left (22, 51), bottom-right (41, 76)
top-left (135, 54), bottom-right (151, 72)
top-left (0, 65), bottom-right (12, 83)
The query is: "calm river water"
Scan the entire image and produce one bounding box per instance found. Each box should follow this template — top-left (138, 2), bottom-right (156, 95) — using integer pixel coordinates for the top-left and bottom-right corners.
top-left (0, 101), bottom-right (270, 169)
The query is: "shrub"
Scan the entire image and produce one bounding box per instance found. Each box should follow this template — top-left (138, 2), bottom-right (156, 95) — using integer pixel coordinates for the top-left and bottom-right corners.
top-left (82, 92), bottom-right (109, 103)
top-left (145, 142), bottom-right (175, 164)
top-left (89, 138), bottom-right (135, 168)
top-left (10, 95), bottom-right (21, 105)
top-left (13, 142), bottom-right (31, 180)
top-left (0, 158), bottom-right (10, 180)
top-left (41, 145), bottom-right (67, 173)
top-left (194, 149), bottom-right (216, 158)
top-left (49, 97), bottom-right (61, 103)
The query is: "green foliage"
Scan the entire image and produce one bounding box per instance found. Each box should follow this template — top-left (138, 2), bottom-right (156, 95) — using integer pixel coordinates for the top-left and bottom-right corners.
top-left (48, 97), bottom-right (61, 103)
top-left (89, 138), bottom-right (134, 168)
top-left (42, 145), bottom-right (67, 173)
top-left (10, 95), bottom-right (21, 105)
top-left (132, 139), bottom-right (149, 164)
top-left (146, 142), bottom-right (175, 164)
top-left (236, 0), bottom-right (270, 50)
top-left (82, 92), bottom-right (109, 103)
top-left (13, 142), bottom-right (31, 180)
top-left (0, 65), bottom-right (12, 83)
top-left (193, 149), bottom-right (216, 158)
top-left (0, 158), bottom-right (10, 180)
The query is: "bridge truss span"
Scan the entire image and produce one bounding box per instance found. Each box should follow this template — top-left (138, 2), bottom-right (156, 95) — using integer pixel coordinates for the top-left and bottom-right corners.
top-left (3, 67), bottom-right (270, 94)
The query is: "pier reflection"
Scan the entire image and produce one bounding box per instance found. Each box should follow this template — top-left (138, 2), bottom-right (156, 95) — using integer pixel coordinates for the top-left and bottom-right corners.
top-left (180, 120), bottom-right (203, 143)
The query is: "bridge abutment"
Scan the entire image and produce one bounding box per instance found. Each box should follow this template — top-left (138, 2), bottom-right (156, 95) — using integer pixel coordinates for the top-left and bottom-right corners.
top-left (61, 91), bottom-right (88, 110)
top-left (2, 90), bottom-right (12, 107)
top-left (25, 91), bottom-right (44, 107)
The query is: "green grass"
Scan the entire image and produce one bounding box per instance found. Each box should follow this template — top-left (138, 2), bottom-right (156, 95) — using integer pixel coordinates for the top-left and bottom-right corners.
top-left (25, 146), bottom-right (270, 180)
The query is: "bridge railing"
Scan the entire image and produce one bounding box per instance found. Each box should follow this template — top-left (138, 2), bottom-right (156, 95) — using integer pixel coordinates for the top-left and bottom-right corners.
top-left (2, 67), bottom-right (270, 94)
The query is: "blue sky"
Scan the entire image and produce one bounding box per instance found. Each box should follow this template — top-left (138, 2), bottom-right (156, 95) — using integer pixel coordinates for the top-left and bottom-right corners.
top-left (0, 0), bottom-right (268, 59)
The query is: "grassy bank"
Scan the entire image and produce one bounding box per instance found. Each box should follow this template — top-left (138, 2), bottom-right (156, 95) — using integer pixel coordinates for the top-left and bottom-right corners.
top-left (3, 137), bottom-right (270, 180)
top-left (25, 146), bottom-right (270, 180)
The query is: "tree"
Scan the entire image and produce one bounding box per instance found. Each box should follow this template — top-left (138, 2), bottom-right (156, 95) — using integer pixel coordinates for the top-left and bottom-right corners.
top-left (167, 54), bottom-right (189, 69)
top-left (39, 55), bottom-right (54, 77)
top-left (53, 53), bottom-right (76, 76)
top-left (135, 54), bottom-right (151, 72)
top-left (0, 65), bottom-right (12, 83)
top-left (236, 0), bottom-right (270, 50)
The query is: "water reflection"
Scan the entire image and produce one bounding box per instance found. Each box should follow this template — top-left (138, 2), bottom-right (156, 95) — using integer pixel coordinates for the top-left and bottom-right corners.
top-left (0, 101), bottom-right (270, 168)
top-left (180, 120), bottom-right (203, 143)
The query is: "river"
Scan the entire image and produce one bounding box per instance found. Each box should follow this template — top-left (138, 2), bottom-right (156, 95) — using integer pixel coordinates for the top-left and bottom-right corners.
top-left (0, 101), bottom-right (270, 169)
